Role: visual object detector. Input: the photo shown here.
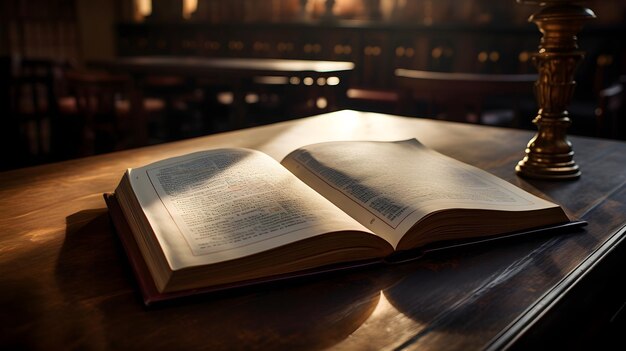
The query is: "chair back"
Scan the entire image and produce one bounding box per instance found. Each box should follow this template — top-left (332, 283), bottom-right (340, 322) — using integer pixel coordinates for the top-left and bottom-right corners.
top-left (395, 69), bottom-right (537, 125)
top-left (64, 70), bottom-right (132, 154)
top-left (595, 80), bottom-right (625, 140)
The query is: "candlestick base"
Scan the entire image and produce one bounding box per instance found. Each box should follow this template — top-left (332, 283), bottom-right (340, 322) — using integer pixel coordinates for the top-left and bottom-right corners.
top-left (515, 152), bottom-right (581, 180)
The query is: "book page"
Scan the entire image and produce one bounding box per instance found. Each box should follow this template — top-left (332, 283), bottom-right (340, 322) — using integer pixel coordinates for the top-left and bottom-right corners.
top-left (128, 149), bottom-right (374, 270)
top-left (281, 139), bottom-right (560, 248)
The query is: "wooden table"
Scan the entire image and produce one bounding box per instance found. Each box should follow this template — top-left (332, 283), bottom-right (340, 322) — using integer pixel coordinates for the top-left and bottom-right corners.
top-left (90, 56), bottom-right (355, 143)
top-left (2, 110), bottom-right (625, 350)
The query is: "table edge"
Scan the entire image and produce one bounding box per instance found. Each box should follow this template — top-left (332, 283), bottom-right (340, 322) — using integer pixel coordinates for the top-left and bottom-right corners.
top-left (485, 223), bottom-right (626, 350)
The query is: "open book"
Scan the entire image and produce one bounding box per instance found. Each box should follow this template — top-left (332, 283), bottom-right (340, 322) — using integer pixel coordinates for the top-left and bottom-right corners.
top-left (106, 139), bottom-right (575, 304)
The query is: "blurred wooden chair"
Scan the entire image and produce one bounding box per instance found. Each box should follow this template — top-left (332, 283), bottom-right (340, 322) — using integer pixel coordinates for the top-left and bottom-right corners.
top-left (565, 76), bottom-right (625, 140)
top-left (594, 79), bottom-right (625, 140)
top-left (395, 69), bottom-right (537, 127)
top-left (141, 75), bottom-right (207, 140)
top-left (61, 70), bottom-right (165, 155)
top-left (343, 88), bottom-right (400, 114)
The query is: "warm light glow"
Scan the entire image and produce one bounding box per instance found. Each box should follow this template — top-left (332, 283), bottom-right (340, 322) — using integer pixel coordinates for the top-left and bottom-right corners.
top-left (432, 47), bottom-right (443, 59)
top-left (379, 0), bottom-right (396, 20)
top-left (135, 0), bottom-right (197, 19)
top-left (334, 0), bottom-right (363, 17)
top-left (245, 93), bottom-right (259, 104)
top-left (369, 291), bottom-right (392, 318)
top-left (254, 76), bottom-right (289, 85)
top-left (330, 291), bottom-right (426, 349)
top-left (183, 0), bottom-right (198, 19)
top-left (316, 97), bottom-right (328, 109)
top-left (489, 51), bottom-right (500, 62)
top-left (217, 92), bottom-right (234, 105)
top-left (136, 0), bottom-right (151, 17)
top-left (309, 0), bottom-right (365, 19)
top-left (478, 51), bottom-right (488, 63)
top-left (519, 51), bottom-right (530, 63)
top-left (327, 77), bottom-right (340, 86)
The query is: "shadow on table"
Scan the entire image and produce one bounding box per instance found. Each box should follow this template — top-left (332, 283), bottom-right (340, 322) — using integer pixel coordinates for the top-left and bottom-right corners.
top-left (382, 228), bottom-right (588, 349)
top-left (54, 209), bottom-right (396, 350)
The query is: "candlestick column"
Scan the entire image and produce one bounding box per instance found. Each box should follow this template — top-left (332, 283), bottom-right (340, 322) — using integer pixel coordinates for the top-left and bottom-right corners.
top-left (515, 1), bottom-right (596, 180)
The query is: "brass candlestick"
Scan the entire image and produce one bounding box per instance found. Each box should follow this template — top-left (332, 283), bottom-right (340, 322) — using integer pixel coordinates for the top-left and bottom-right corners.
top-left (515, 1), bottom-right (596, 180)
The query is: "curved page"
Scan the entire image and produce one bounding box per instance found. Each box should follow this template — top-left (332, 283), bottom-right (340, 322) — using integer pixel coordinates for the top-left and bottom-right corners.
top-left (282, 139), bottom-right (562, 249)
top-left (129, 148), bottom-right (374, 270)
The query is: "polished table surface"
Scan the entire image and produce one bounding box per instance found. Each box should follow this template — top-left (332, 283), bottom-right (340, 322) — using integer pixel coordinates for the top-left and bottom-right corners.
top-left (91, 56), bottom-right (355, 75)
top-left (89, 56), bottom-right (355, 140)
top-left (2, 110), bottom-right (625, 350)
